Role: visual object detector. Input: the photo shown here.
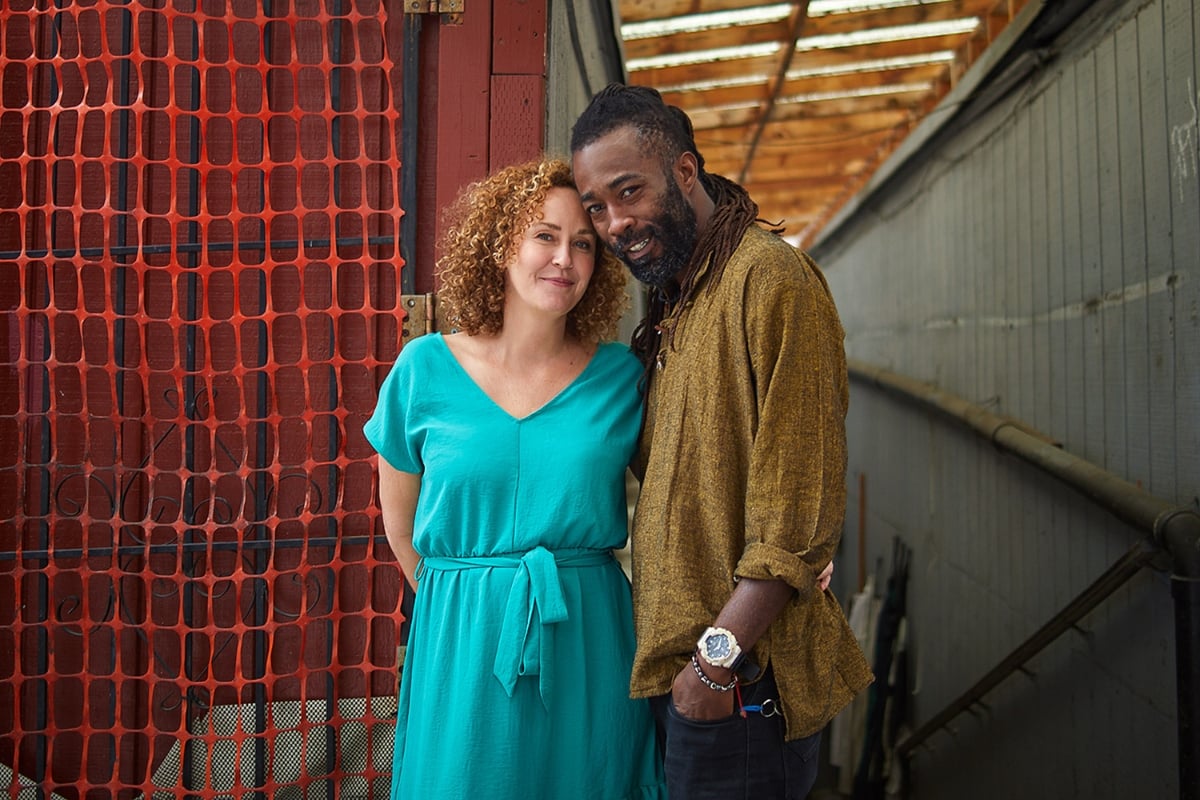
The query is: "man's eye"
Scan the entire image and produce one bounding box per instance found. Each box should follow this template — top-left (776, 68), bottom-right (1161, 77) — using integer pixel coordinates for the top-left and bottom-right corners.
top-left (585, 203), bottom-right (604, 217)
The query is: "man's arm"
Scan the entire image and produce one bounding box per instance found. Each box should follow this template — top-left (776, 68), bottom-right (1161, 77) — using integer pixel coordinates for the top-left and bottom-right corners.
top-left (671, 577), bottom-right (794, 718)
top-left (673, 252), bottom-right (845, 719)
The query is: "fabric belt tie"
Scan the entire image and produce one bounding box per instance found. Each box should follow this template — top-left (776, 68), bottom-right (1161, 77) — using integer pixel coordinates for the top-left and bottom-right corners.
top-left (420, 546), bottom-right (613, 707)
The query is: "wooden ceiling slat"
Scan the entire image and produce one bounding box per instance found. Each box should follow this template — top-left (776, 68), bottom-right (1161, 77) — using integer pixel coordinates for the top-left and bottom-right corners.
top-left (684, 91), bottom-right (926, 133)
top-left (758, 110), bottom-right (912, 141)
top-left (704, 132), bottom-right (893, 174)
top-left (745, 183), bottom-right (860, 213)
top-left (690, 107), bottom-right (913, 144)
top-left (767, 92), bottom-right (929, 124)
top-left (708, 156), bottom-right (870, 182)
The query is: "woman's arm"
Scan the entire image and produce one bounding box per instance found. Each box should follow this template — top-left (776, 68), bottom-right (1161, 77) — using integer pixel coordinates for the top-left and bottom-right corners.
top-left (377, 456), bottom-right (422, 593)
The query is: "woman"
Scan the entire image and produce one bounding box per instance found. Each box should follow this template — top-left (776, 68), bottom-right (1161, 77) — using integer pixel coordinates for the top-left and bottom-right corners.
top-left (364, 159), bottom-right (665, 799)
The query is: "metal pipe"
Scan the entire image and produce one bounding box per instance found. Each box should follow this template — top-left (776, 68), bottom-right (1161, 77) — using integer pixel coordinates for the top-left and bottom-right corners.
top-left (849, 358), bottom-right (1200, 797)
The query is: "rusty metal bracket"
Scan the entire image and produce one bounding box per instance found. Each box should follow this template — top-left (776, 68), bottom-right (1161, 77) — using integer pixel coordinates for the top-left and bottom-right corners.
top-left (403, 0), bottom-right (463, 22)
top-left (400, 294), bottom-right (438, 341)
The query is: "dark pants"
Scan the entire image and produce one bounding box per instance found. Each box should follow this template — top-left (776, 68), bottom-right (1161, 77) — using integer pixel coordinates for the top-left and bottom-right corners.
top-left (649, 667), bottom-right (822, 800)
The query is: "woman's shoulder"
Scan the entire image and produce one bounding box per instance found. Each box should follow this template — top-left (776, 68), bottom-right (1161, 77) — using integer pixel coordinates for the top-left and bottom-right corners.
top-left (377, 334), bottom-right (450, 397)
top-left (595, 340), bottom-right (638, 366)
top-left (590, 341), bottom-right (642, 383)
top-left (393, 331), bottom-right (449, 367)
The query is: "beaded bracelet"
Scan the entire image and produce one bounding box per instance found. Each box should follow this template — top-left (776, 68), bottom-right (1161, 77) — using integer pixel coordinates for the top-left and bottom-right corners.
top-left (691, 651), bottom-right (738, 692)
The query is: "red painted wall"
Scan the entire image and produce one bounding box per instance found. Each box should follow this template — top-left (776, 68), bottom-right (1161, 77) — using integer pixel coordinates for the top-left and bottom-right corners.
top-left (414, 0), bottom-right (549, 292)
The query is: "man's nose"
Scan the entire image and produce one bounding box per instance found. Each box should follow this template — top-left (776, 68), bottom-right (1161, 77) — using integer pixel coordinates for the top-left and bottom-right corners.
top-left (606, 212), bottom-right (633, 242)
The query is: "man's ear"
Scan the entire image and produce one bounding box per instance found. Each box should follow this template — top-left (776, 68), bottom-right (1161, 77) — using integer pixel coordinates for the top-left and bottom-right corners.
top-left (674, 150), bottom-right (700, 195)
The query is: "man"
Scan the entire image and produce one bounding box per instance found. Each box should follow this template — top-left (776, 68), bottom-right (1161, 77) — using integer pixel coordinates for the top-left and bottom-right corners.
top-left (570, 84), bottom-right (873, 798)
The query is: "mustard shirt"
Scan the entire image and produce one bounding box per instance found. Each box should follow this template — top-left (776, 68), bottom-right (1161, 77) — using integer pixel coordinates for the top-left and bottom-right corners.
top-left (630, 225), bottom-right (873, 739)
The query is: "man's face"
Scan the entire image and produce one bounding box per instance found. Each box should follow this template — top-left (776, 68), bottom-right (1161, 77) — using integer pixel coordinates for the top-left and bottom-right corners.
top-left (572, 127), bottom-right (698, 289)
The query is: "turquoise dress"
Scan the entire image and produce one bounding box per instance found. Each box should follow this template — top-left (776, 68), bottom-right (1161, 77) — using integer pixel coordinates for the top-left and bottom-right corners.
top-left (364, 333), bottom-right (665, 800)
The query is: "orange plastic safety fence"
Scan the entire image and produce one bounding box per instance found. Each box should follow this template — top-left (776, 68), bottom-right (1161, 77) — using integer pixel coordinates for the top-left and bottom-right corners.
top-left (0, 0), bottom-right (408, 797)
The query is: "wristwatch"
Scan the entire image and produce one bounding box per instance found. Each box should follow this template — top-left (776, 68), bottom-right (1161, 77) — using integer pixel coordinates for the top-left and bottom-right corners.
top-left (696, 626), bottom-right (743, 670)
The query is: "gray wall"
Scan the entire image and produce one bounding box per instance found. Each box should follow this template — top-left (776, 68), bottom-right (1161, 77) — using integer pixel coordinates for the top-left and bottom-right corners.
top-left (812, 0), bottom-right (1198, 795)
top-left (545, 0), bottom-right (624, 157)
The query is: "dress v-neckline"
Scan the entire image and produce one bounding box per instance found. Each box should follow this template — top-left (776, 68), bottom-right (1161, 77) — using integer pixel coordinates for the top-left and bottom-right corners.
top-left (433, 334), bottom-right (600, 422)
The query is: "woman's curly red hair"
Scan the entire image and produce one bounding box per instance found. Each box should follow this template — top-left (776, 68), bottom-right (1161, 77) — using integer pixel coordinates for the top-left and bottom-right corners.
top-left (435, 158), bottom-right (629, 343)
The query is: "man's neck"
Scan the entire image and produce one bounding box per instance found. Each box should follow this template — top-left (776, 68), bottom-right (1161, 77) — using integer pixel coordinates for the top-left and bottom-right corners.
top-left (689, 177), bottom-right (716, 240)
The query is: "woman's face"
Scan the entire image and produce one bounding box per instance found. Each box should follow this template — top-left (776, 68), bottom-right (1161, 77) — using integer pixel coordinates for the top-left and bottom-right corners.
top-left (503, 186), bottom-right (598, 322)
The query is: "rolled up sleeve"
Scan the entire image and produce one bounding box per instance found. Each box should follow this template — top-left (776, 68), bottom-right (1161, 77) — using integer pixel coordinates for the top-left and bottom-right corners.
top-left (734, 252), bottom-right (848, 597)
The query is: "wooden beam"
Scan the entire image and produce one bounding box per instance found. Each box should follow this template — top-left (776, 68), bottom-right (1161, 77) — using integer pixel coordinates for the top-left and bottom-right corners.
top-left (737, 1), bottom-right (811, 184)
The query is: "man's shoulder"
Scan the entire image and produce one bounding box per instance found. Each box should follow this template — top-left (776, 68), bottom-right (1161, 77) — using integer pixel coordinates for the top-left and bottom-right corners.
top-left (728, 225), bottom-right (820, 284)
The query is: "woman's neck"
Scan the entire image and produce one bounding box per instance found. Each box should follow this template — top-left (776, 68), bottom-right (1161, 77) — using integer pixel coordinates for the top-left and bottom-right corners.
top-left (486, 314), bottom-right (577, 367)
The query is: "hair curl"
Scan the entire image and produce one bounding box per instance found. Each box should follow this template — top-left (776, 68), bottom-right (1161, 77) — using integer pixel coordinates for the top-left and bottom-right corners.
top-left (434, 158), bottom-right (628, 343)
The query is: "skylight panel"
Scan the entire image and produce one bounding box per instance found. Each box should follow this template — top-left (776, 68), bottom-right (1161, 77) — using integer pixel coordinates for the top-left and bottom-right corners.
top-left (796, 19), bottom-right (980, 51)
top-left (786, 51), bottom-right (956, 79)
top-left (621, 4), bottom-right (791, 40)
top-left (654, 74), bottom-right (774, 94)
top-left (626, 42), bottom-right (782, 72)
top-left (620, 0), bottom-right (957, 40)
top-left (808, 0), bottom-right (953, 15)
top-left (778, 82), bottom-right (935, 104)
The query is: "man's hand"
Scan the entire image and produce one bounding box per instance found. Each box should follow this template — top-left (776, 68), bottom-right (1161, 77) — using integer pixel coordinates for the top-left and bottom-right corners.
top-left (670, 661), bottom-right (736, 721)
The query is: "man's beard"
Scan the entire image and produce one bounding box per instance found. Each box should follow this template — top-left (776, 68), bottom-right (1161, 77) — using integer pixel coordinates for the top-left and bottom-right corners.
top-left (613, 178), bottom-right (698, 289)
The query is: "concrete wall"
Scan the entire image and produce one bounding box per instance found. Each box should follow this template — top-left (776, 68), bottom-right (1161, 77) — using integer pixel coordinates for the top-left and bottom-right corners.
top-left (811, 0), bottom-right (1198, 795)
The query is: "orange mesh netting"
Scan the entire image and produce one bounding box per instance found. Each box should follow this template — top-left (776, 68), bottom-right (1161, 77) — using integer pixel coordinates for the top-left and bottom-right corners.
top-left (0, 0), bottom-right (409, 796)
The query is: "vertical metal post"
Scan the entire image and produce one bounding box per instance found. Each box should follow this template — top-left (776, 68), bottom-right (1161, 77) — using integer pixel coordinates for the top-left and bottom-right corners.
top-left (399, 12), bottom-right (421, 295)
top-left (1160, 511), bottom-right (1200, 800)
top-left (1174, 574), bottom-right (1199, 800)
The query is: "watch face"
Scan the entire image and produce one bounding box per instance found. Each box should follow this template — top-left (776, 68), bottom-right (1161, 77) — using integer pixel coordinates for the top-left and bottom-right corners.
top-left (704, 633), bottom-right (731, 661)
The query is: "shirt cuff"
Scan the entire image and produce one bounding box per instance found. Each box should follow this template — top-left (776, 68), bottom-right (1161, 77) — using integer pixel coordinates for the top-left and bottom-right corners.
top-left (734, 541), bottom-right (821, 598)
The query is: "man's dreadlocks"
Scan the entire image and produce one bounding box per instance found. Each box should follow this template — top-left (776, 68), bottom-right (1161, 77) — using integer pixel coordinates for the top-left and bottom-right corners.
top-left (570, 84), bottom-right (766, 375)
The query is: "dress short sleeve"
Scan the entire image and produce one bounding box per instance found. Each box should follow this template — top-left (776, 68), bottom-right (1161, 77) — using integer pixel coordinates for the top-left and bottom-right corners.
top-left (363, 337), bottom-right (428, 474)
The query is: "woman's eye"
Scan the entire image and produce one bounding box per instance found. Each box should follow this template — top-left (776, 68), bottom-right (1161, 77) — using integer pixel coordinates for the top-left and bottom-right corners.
top-left (573, 239), bottom-right (593, 251)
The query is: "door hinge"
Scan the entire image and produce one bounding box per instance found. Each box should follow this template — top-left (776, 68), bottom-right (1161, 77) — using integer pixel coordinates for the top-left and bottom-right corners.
top-left (404, 0), bottom-right (463, 21)
top-left (400, 293), bottom-right (443, 341)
